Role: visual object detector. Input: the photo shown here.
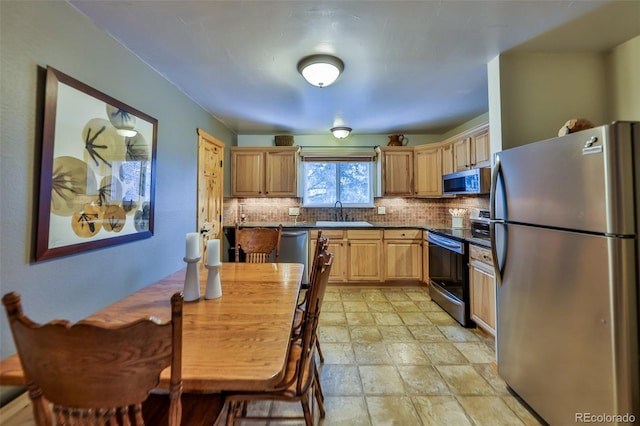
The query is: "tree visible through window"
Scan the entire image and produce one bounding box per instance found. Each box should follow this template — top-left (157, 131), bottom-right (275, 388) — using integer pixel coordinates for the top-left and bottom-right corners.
top-left (303, 161), bottom-right (373, 207)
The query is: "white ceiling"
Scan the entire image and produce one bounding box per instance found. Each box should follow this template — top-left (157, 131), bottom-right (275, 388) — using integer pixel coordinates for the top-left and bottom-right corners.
top-left (69, 1), bottom-right (639, 136)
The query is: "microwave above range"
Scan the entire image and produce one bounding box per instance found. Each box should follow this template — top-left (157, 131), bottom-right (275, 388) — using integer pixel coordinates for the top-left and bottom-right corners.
top-left (442, 168), bottom-right (490, 195)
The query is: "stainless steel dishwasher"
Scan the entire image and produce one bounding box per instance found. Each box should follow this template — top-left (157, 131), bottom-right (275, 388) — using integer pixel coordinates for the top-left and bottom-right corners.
top-left (279, 229), bottom-right (309, 287)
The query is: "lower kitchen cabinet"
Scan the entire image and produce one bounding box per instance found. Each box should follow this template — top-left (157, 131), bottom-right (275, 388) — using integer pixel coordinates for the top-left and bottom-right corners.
top-left (383, 229), bottom-right (422, 280)
top-left (312, 229), bottom-right (383, 282)
top-left (469, 244), bottom-right (496, 336)
top-left (347, 230), bottom-right (383, 281)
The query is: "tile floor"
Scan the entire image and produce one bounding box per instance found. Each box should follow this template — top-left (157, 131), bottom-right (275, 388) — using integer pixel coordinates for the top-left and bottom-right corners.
top-left (2, 286), bottom-right (544, 426)
top-left (227, 285), bottom-right (543, 426)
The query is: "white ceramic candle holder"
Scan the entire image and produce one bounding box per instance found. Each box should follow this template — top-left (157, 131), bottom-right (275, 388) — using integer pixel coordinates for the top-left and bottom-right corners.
top-left (204, 263), bottom-right (223, 299)
top-left (183, 256), bottom-right (201, 302)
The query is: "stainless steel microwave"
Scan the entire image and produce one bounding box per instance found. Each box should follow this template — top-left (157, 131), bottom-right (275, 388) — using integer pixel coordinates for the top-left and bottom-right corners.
top-left (442, 168), bottom-right (491, 195)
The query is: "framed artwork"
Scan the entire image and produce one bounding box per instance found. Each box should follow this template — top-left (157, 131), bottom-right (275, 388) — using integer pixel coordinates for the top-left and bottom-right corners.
top-left (35, 66), bottom-right (157, 261)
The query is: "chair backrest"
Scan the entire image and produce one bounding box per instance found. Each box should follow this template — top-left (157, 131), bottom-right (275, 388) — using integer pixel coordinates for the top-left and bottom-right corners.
top-left (296, 249), bottom-right (333, 394)
top-left (299, 231), bottom-right (328, 308)
top-left (308, 231), bottom-right (328, 288)
top-left (235, 224), bottom-right (283, 263)
top-left (2, 291), bottom-right (184, 426)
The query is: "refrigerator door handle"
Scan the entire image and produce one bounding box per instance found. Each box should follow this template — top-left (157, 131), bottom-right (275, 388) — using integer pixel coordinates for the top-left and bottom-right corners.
top-left (490, 154), bottom-right (505, 286)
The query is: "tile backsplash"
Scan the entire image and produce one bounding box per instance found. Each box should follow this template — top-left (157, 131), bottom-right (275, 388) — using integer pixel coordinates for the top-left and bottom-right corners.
top-left (224, 196), bottom-right (489, 228)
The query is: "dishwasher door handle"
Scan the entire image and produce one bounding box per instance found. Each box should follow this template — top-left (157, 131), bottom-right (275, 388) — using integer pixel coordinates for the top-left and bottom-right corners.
top-left (282, 231), bottom-right (308, 237)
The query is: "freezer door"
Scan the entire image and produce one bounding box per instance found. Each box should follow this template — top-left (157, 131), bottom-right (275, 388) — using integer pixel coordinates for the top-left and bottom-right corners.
top-left (492, 122), bottom-right (636, 235)
top-left (496, 223), bottom-right (638, 424)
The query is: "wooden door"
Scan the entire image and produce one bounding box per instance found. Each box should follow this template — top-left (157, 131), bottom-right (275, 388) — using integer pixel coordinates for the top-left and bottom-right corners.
top-left (197, 129), bottom-right (224, 263)
top-left (414, 146), bottom-right (442, 196)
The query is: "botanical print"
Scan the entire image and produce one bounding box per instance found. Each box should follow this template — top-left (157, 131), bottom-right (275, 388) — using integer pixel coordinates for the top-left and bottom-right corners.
top-left (37, 67), bottom-right (156, 260)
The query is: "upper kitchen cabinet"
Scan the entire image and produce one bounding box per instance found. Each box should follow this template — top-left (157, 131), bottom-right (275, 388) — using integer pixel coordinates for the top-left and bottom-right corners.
top-left (231, 147), bottom-right (298, 197)
top-left (441, 143), bottom-right (454, 176)
top-left (414, 145), bottom-right (442, 197)
top-left (380, 147), bottom-right (414, 196)
top-left (451, 123), bottom-right (491, 172)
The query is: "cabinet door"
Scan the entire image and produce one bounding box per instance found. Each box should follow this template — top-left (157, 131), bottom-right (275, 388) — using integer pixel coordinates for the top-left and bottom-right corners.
top-left (414, 147), bottom-right (442, 196)
top-left (265, 150), bottom-right (297, 196)
top-left (471, 130), bottom-right (491, 168)
top-left (348, 239), bottom-right (382, 281)
top-left (470, 259), bottom-right (496, 336)
top-left (441, 143), bottom-right (454, 176)
top-left (231, 151), bottom-right (263, 196)
top-left (384, 241), bottom-right (422, 280)
top-left (382, 149), bottom-right (414, 196)
top-left (453, 137), bottom-right (471, 172)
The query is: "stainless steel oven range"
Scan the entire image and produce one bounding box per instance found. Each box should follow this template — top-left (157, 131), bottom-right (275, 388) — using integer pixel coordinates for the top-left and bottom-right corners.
top-left (427, 230), bottom-right (474, 327)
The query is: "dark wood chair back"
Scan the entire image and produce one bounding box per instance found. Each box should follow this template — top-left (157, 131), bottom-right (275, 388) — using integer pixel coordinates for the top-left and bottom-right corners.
top-left (235, 224), bottom-right (283, 263)
top-left (2, 291), bottom-right (184, 426)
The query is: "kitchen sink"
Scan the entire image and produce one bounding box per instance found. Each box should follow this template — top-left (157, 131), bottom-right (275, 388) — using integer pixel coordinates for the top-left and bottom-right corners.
top-left (315, 221), bottom-right (373, 227)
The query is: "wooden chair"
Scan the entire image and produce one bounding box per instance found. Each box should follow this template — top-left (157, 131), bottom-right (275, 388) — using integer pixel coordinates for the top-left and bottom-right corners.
top-left (224, 249), bottom-right (334, 426)
top-left (2, 291), bottom-right (224, 426)
top-left (293, 230), bottom-right (328, 362)
top-left (235, 224), bottom-right (283, 263)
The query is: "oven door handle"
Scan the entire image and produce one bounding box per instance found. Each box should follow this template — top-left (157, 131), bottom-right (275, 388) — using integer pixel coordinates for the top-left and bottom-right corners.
top-left (428, 233), bottom-right (463, 254)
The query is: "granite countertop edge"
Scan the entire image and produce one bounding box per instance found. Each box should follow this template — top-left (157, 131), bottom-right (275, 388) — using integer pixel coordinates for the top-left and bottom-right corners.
top-left (224, 222), bottom-right (492, 248)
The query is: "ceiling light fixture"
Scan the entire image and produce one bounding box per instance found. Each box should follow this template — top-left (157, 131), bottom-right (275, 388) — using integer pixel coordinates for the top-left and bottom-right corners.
top-left (331, 126), bottom-right (352, 139)
top-left (297, 54), bottom-right (344, 88)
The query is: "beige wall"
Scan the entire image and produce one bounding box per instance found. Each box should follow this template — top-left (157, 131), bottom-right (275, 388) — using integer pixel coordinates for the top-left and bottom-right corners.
top-left (489, 34), bottom-right (639, 151)
top-left (0, 0), bottom-right (235, 400)
top-left (607, 35), bottom-right (640, 121)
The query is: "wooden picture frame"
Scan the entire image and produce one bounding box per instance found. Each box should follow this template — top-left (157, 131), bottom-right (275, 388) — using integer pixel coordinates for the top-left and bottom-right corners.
top-left (35, 66), bottom-right (157, 261)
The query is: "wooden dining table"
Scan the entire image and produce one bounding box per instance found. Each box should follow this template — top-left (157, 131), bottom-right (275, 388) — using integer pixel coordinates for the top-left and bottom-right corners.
top-left (0, 262), bottom-right (304, 393)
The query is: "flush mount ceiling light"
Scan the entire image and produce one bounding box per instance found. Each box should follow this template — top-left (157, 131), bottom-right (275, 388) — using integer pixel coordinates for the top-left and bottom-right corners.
top-left (297, 54), bottom-right (344, 88)
top-left (331, 126), bottom-right (352, 139)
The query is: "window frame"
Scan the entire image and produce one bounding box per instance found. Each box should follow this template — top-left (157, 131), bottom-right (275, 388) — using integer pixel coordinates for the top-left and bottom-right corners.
top-left (301, 160), bottom-right (375, 208)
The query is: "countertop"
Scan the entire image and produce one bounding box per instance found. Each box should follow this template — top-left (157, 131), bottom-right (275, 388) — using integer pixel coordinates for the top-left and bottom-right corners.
top-left (224, 222), bottom-right (492, 248)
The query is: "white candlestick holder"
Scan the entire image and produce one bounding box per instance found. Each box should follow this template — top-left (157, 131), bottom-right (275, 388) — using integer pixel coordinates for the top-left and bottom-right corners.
top-left (204, 263), bottom-right (223, 299)
top-left (183, 256), bottom-right (201, 302)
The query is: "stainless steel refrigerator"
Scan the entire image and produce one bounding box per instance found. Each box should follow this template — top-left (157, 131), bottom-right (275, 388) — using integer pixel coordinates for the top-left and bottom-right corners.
top-left (491, 121), bottom-right (639, 425)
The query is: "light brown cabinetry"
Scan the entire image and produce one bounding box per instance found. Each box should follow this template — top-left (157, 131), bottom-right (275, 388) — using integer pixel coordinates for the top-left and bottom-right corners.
top-left (380, 147), bottom-right (414, 196)
top-left (470, 127), bottom-right (491, 168)
top-left (469, 244), bottom-right (496, 336)
top-left (453, 137), bottom-right (472, 172)
top-left (231, 147), bottom-right (298, 197)
top-left (451, 124), bottom-right (491, 172)
top-left (311, 229), bottom-right (383, 283)
top-left (414, 146), bottom-right (442, 197)
top-left (383, 229), bottom-right (422, 280)
top-left (441, 143), bottom-right (454, 176)
top-left (347, 230), bottom-right (383, 281)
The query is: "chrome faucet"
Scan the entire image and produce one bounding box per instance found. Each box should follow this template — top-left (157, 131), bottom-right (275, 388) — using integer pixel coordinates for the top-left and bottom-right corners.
top-left (334, 200), bottom-right (344, 222)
